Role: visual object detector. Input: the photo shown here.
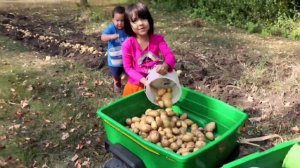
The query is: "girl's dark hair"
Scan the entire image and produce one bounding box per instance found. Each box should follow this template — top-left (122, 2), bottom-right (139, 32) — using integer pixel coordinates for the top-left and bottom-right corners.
top-left (112, 6), bottom-right (125, 18)
top-left (124, 2), bottom-right (154, 37)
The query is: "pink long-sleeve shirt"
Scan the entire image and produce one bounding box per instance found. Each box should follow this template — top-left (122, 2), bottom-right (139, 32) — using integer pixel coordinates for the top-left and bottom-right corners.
top-left (122, 34), bottom-right (176, 85)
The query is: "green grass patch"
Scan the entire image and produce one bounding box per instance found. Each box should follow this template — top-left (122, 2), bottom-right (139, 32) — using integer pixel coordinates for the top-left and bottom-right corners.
top-left (0, 35), bottom-right (118, 167)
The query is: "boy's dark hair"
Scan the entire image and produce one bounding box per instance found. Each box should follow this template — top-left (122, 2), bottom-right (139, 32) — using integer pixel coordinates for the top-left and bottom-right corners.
top-left (112, 6), bottom-right (125, 18)
top-left (124, 2), bottom-right (154, 37)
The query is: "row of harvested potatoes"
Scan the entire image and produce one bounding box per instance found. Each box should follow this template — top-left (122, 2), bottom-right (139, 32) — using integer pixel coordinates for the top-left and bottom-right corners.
top-left (3, 24), bottom-right (101, 55)
top-left (125, 108), bottom-right (217, 156)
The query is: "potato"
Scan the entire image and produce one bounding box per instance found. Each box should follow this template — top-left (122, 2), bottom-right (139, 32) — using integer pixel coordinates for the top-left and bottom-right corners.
top-left (139, 124), bottom-right (151, 133)
top-left (195, 141), bottom-right (206, 148)
top-left (160, 113), bottom-right (168, 120)
top-left (176, 139), bottom-right (183, 146)
top-left (157, 88), bottom-right (167, 96)
top-left (162, 92), bottom-right (172, 100)
top-left (163, 128), bottom-right (172, 134)
top-left (205, 132), bottom-right (214, 140)
top-left (166, 133), bottom-right (173, 139)
top-left (193, 147), bottom-right (200, 152)
top-left (151, 120), bottom-right (158, 130)
top-left (182, 133), bottom-right (193, 142)
top-left (182, 152), bottom-right (190, 156)
top-left (179, 127), bottom-right (187, 134)
top-left (181, 121), bottom-right (188, 129)
top-left (186, 141), bottom-right (195, 149)
top-left (131, 117), bottom-right (140, 123)
top-left (191, 123), bottom-right (198, 130)
top-left (172, 127), bottom-right (180, 135)
top-left (171, 116), bottom-right (179, 122)
top-left (158, 130), bottom-right (165, 136)
top-left (148, 130), bottom-right (160, 143)
top-left (146, 110), bottom-right (159, 117)
top-left (166, 109), bottom-right (176, 117)
top-left (184, 119), bottom-right (194, 126)
top-left (180, 113), bottom-right (188, 120)
top-left (161, 138), bottom-right (171, 147)
top-left (125, 118), bottom-right (132, 125)
top-left (163, 99), bottom-right (172, 108)
top-left (145, 108), bottom-right (152, 114)
top-left (140, 132), bottom-right (149, 138)
top-left (205, 122), bottom-right (216, 132)
top-left (176, 121), bottom-right (182, 127)
top-left (163, 120), bottom-right (171, 128)
top-left (170, 142), bottom-right (179, 151)
top-left (158, 100), bottom-right (164, 108)
top-left (155, 117), bottom-right (163, 127)
top-left (145, 116), bottom-right (154, 124)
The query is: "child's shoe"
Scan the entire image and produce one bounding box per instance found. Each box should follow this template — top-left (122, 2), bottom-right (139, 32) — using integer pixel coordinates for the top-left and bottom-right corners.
top-left (114, 84), bottom-right (122, 93)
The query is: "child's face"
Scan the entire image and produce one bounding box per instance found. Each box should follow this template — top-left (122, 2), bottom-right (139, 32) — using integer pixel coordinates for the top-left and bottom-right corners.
top-left (112, 13), bottom-right (125, 30)
top-left (130, 17), bottom-right (150, 37)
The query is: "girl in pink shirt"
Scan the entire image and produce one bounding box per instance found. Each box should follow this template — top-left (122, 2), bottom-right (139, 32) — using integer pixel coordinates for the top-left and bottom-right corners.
top-left (122, 2), bottom-right (176, 96)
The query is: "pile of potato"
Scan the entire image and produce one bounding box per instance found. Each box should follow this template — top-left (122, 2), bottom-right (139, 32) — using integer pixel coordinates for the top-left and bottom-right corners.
top-left (125, 108), bottom-right (217, 156)
top-left (155, 88), bottom-right (173, 108)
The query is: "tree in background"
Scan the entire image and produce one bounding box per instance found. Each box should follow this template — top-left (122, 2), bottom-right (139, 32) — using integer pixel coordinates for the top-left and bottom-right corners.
top-left (80, 0), bottom-right (89, 7)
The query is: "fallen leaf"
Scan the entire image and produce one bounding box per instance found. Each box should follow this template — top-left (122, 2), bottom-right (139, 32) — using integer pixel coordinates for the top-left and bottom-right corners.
top-left (82, 158), bottom-right (90, 167)
top-left (61, 132), bottom-right (69, 140)
top-left (291, 126), bottom-right (299, 133)
top-left (74, 159), bottom-right (82, 168)
top-left (44, 119), bottom-right (51, 124)
top-left (70, 128), bottom-right (76, 133)
top-left (27, 85), bottom-right (33, 91)
top-left (71, 154), bottom-right (79, 162)
top-left (76, 142), bottom-right (84, 150)
top-left (42, 163), bottom-right (49, 168)
top-left (9, 124), bottom-right (21, 130)
top-left (247, 95), bottom-right (254, 102)
top-left (0, 159), bottom-right (7, 167)
top-left (0, 135), bottom-right (7, 141)
top-left (81, 92), bottom-right (95, 98)
top-left (21, 100), bottom-right (29, 109)
top-left (60, 123), bottom-right (67, 130)
top-left (94, 80), bottom-right (103, 86)
top-left (15, 111), bottom-right (23, 118)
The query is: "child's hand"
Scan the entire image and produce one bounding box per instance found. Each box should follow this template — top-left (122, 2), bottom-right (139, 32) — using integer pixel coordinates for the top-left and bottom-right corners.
top-left (140, 78), bottom-right (149, 87)
top-left (111, 34), bottom-right (119, 40)
top-left (155, 63), bottom-right (169, 75)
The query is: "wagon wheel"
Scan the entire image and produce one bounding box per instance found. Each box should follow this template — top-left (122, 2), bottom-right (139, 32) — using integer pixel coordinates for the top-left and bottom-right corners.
top-left (103, 157), bottom-right (128, 168)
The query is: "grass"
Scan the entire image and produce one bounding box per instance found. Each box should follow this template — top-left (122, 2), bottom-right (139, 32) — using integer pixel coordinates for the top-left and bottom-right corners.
top-left (0, 36), bottom-right (117, 167)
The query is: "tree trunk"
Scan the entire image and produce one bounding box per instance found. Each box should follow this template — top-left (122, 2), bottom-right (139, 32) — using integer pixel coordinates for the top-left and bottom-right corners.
top-left (80, 0), bottom-right (89, 7)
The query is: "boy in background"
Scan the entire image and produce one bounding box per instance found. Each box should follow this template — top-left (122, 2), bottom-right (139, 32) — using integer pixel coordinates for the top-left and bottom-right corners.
top-left (101, 6), bottom-right (128, 93)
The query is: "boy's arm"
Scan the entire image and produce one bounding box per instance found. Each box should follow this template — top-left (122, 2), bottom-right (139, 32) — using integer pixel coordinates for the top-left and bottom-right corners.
top-left (101, 34), bottom-right (119, 42)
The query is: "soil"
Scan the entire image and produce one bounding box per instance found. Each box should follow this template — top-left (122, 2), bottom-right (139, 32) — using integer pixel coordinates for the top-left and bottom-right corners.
top-left (0, 3), bottom-right (299, 167)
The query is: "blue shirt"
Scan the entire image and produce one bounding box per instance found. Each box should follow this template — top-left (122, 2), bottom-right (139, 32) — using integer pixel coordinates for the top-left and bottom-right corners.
top-left (102, 23), bottom-right (128, 67)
